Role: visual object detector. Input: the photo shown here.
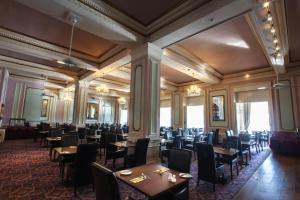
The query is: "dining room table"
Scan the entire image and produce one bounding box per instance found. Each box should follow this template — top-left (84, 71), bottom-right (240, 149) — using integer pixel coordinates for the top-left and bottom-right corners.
top-left (214, 146), bottom-right (239, 180)
top-left (115, 163), bottom-right (190, 199)
top-left (54, 146), bottom-right (77, 155)
top-left (46, 136), bottom-right (62, 160)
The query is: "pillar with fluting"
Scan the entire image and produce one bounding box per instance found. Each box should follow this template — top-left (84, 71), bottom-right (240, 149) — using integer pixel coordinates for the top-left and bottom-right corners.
top-left (0, 69), bottom-right (9, 126)
top-left (171, 92), bottom-right (184, 129)
top-left (73, 81), bottom-right (89, 125)
top-left (128, 43), bottom-right (162, 162)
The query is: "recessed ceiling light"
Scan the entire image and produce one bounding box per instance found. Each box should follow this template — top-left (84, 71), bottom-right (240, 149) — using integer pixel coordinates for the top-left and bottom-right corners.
top-left (257, 86), bottom-right (267, 90)
top-left (245, 74), bottom-right (250, 78)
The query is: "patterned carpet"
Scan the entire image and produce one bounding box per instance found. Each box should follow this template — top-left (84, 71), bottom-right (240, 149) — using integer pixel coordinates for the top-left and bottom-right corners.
top-left (0, 139), bottom-right (271, 200)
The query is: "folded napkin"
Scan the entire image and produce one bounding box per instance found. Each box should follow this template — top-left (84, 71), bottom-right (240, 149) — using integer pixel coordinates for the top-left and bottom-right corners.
top-left (130, 176), bottom-right (146, 183)
top-left (154, 168), bottom-right (169, 174)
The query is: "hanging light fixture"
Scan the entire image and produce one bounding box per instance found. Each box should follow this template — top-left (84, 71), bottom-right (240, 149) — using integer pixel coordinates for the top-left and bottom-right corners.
top-left (187, 73), bottom-right (201, 96)
top-left (118, 97), bottom-right (126, 104)
top-left (96, 84), bottom-right (109, 95)
top-left (63, 88), bottom-right (73, 101)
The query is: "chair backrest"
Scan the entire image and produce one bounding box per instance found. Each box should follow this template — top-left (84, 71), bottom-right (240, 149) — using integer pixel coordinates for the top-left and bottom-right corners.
top-left (196, 143), bottom-right (217, 183)
top-left (74, 143), bottom-right (98, 187)
top-left (173, 135), bottom-right (182, 148)
top-left (239, 133), bottom-right (251, 142)
top-left (49, 128), bottom-right (62, 137)
top-left (223, 137), bottom-right (238, 149)
top-left (61, 133), bottom-right (78, 147)
top-left (77, 128), bottom-right (87, 139)
top-left (133, 138), bottom-right (150, 167)
top-left (193, 135), bottom-right (201, 146)
top-left (104, 134), bottom-right (117, 149)
top-left (206, 132), bottom-right (213, 145)
top-left (91, 162), bottom-right (121, 200)
top-left (168, 149), bottom-right (192, 173)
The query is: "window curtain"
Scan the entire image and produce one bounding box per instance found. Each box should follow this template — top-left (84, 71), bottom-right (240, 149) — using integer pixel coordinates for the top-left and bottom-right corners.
top-left (243, 103), bottom-right (251, 131)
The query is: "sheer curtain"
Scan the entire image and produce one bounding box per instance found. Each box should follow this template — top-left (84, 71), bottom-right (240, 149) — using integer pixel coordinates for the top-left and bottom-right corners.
top-left (243, 103), bottom-right (251, 131)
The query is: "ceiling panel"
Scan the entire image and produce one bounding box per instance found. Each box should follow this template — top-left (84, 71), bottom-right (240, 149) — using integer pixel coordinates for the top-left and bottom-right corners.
top-left (103, 0), bottom-right (187, 25)
top-left (177, 16), bottom-right (268, 75)
top-left (0, 0), bottom-right (117, 57)
top-left (161, 64), bottom-right (197, 84)
top-left (285, 0), bottom-right (300, 63)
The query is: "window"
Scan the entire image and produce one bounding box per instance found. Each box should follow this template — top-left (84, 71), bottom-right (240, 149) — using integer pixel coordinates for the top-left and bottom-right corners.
top-left (160, 107), bottom-right (171, 127)
top-left (186, 105), bottom-right (204, 128)
top-left (102, 101), bottom-right (113, 123)
top-left (236, 102), bottom-right (270, 132)
top-left (120, 109), bottom-right (128, 125)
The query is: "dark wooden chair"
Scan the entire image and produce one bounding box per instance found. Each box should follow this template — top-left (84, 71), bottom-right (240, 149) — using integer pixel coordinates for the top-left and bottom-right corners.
top-left (161, 135), bottom-right (182, 163)
top-left (59, 133), bottom-right (79, 183)
top-left (196, 143), bottom-right (224, 191)
top-left (216, 138), bottom-right (239, 180)
top-left (105, 133), bottom-right (127, 169)
top-left (91, 162), bottom-right (134, 200)
top-left (68, 143), bottom-right (98, 196)
top-left (167, 148), bottom-right (192, 200)
top-left (182, 135), bottom-right (201, 159)
top-left (125, 138), bottom-right (150, 168)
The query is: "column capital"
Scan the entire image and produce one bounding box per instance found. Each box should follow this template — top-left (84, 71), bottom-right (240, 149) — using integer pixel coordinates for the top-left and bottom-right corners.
top-left (131, 43), bottom-right (162, 62)
top-left (77, 80), bottom-right (90, 88)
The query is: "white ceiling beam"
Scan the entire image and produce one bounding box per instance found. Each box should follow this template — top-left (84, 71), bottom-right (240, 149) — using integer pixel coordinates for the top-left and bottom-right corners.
top-left (80, 49), bottom-right (131, 82)
top-left (150, 0), bottom-right (257, 48)
top-left (162, 49), bottom-right (221, 84)
top-left (247, 2), bottom-right (286, 74)
top-left (0, 55), bottom-right (74, 81)
top-left (16, 0), bottom-right (144, 47)
top-left (0, 36), bottom-right (98, 71)
top-left (90, 79), bottom-right (130, 93)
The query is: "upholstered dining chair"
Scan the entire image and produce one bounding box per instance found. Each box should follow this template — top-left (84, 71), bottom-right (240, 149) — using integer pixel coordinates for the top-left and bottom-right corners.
top-left (182, 135), bottom-right (201, 160)
top-left (125, 138), bottom-right (150, 168)
top-left (105, 133), bottom-right (127, 169)
top-left (71, 143), bottom-right (98, 196)
top-left (91, 162), bottom-right (134, 200)
top-left (167, 148), bottom-right (192, 200)
top-left (196, 143), bottom-right (224, 191)
top-left (216, 138), bottom-right (239, 180)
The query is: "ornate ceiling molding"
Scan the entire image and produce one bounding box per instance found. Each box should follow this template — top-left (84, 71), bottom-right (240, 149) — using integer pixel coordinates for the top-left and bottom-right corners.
top-left (247, 0), bottom-right (286, 74)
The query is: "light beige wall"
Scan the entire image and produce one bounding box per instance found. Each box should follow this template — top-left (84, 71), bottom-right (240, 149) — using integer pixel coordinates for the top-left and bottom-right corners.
top-left (203, 68), bottom-right (300, 138)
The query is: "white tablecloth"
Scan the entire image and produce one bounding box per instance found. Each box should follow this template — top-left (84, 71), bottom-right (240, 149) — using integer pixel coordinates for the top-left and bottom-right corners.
top-left (0, 129), bottom-right (5, 143)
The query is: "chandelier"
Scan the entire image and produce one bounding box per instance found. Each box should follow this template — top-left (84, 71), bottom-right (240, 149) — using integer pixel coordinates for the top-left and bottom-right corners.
top-left (118, 97), bottom-right (126, 104)
top-left (187, 73), bottom-right (201, 96)
top-left (63, 88), bottom-right (73, 101)
top-left (187, 85), bottom-right (201, 96)
top-left (96, 85), bottom-right (109, 95)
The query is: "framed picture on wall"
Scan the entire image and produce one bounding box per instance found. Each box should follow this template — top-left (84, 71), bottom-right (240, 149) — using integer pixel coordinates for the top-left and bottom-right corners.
top-left (87, 102), bottom-right (99, 120)
top-left (209, 89), bottom-right (228, 127)
top-left (212, 95), bottom-right (225, 121)
top-left (41, 99), bottom-right (48, 118)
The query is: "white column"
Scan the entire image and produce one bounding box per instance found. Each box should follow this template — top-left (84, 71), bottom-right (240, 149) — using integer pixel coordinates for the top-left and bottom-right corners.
top-left (171, 92), bottom-right (184, 128)
top-left (128, 43), bottom-right (162, 162)
top-left (0, 69), bottom-right (9, 105)
top-left (0, 69), bottom-right (9, 126)
top-left (73, 81), bottom-right (89, 125)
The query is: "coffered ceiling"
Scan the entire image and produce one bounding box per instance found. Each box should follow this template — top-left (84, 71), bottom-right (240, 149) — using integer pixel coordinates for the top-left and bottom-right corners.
top-left (285, 0), bottom-right (300, 64)
top-left (176, 16), bottom-right (269, 75)
top-left (103, 0), bottom-right (188, 26)
top-left (0, 0), bottom-right (294, 93)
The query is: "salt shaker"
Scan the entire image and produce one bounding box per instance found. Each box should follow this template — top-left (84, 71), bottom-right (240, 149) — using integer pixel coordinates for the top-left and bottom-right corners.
top-left (168, 173), bottom-right (172, 181)
top-left (171, 174), bottom-right (176, 183)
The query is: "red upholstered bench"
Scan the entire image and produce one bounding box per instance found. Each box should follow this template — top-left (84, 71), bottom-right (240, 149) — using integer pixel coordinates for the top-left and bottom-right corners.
top-left (270, 131), bottom-right (300, 155)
